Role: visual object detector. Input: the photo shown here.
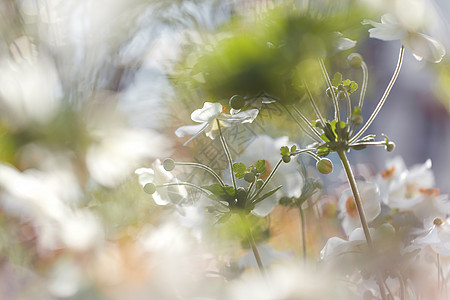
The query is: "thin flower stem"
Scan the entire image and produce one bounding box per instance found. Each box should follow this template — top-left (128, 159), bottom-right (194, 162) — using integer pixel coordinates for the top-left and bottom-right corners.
top-left (216, 119), bottom-right (237, 190)
top-left (305, 151), bottom-right (321, 161)
top-left (359, 61), bottom-right (369, 109)
top-left (239, 214), bottom-right (267, 280)
top-left (291, 105), bottom-right (323, 139)
top-left (292, 148), bottom-right (318, 156)
top-left (157, 182), bottom-right (209, 196)
top-left (249, 158), bottom-right (283, 203)
top-left (344, 90), bottom-right (352, 124)
top-left (304, 82), bottom-right (327, 127)
top-left (282, 105), bottom-right (322, 142)
top-left (175, 162), bottom-right (225, 186)
top-left (319, 58), bottom-right (340, 123)
top-left (350, 46), bottom-right (404, 143)
top-left (438, 253), bottom-right (441, 292)
top-left (337, 150), bottom-right (387, 300)
top-left (298, 203), bottom-right (307, 264)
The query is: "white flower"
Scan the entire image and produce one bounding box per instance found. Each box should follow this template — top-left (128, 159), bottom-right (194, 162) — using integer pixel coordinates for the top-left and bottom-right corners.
top-left (135, 159), bottom-right (187, 206)
top-left (225, 135), bottom-right (303, 217)
top-left (175, 102), bottom-right (259, 145)
top-left (362, 13), bottom-right (445, 63)
top-left (408, 218), bottom-right (450, 255)
top-left (320, 227), bottom-right (372, 261)
top-left (338, 182), bottom-right (381, 236)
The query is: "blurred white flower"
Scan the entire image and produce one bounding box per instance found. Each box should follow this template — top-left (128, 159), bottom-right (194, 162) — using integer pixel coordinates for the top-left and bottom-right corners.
top-left (237, 244), bottom-right (291, 269)
top-left (175, 102), bottom-right (259, 146)
top-left (320, 227), bottom-right (372, 261)
top-left (338, 182), bottom-right (381, 236)
top-left (226, 135), bottom-right (303, 217)
top-left (0, 164), bottom-right (102, 253)
top-left (0, 56), bottom-right (62, 129)
top-left (135, 159), bottom-right (187, 206)
top-left (363, 13), bottom-right (445, 62)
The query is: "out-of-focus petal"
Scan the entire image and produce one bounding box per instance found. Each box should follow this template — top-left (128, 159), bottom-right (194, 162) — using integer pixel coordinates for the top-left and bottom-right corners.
top-left (190, 102), bottom-right (223, 123)
top-left (403, 32), bottom-right (446, 63)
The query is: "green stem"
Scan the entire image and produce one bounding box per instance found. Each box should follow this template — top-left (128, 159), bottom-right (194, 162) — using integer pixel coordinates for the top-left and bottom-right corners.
top-left (337, 150), bottom-right (387, 300)
top-left (216, 119), bottom-right (237, 190)
top-left (298, 203), bottom-right (307, 264)
top-left (358, 61), bottom-right (369, 109)
top-left (350, 46), bottom-right (404, 143)
top-left (291, 105), bottom-right (323, 139)
top-left (283, 104), bottom-right (322, 142)
top-left (175, 162), bottom-right (225, 186)
top-left (239, 214), bottom-right (267, 279)
top-left (319, 58), bottom-right (340, 123)
top-left (304, 82), bottom-right (326, 127)
top-left (249, 158), bottom-right (283, 203)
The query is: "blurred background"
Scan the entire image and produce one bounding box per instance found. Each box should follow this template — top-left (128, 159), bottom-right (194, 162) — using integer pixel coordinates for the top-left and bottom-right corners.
top-left (0, 0), bottom-right (449, 299)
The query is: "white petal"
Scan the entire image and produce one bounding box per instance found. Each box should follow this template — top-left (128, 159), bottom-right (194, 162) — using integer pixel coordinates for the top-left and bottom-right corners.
top-left (403, 32), bottom-right (446, 63)
top-left (135, 168), bottom-right (156, 186)
top-left (218, 109), bottom-right (259, 124)
top-left (190, 102), bottom-right (223, 123)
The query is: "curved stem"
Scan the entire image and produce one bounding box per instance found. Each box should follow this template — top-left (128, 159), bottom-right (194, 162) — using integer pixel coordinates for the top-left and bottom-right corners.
top-left (350, 46), bottom-right (404, 143)
top-left (298, 203), bottom-right (307, 264)
top-left (358, 61), bottom-right (369, 109)
top-left (291, 105), bottom-right (323, 139)
top-left (175, 162), bottom-right (225, 186)
top-left (304, 82), bottom-right (327, 127)
top-left (157, 182), bottom-right (209, 196)
top-left (319, 58), bottom-right (340, 123)
top-left (337, 150), bottom-right (387, 300)
top-left (283, 104), bottom-right (322, 142)
top-left (216, 119), bottom-right (237, 190)
top-left (344, 89), bottom-right (352, 124)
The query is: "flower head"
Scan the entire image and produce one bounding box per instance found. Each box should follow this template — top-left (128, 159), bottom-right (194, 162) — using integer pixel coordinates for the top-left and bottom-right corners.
top-left (175, 102), bottom-right (259, 145)
top-left (363, 14), bottom-right (445, 63)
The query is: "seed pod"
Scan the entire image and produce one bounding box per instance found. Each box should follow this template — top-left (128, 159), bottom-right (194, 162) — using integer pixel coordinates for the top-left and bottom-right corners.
top-left (316, 158), bottom-right (333, 174)
top-left (229, 95), bottom-right (245, 110)
top-left (347, 53), bottom-right (363, 69)
top-left (163, 158), bottom-right (175, 171)
top-left (143, 183), bottom-right (157, 194)
top-left (244, 172), bottom-right (256, 183)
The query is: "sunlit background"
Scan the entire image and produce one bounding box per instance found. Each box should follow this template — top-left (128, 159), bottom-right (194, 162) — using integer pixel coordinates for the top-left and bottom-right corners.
top-left (0, 0), bottom-right (449, 299)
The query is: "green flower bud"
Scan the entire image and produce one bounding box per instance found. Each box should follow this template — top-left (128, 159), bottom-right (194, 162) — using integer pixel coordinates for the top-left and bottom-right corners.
top-left (351, 115), bottom-right (363, 126)
top-left (282, 155), bottom-right (291, 163)
top-left (143, 183), bottom-right (157, 194)
top-left (163, 158), bottom-right (175, 171)
top-left (229, 95), bottom-right (245, 110)
top-left (244, 172), bottom-right (256, 183)
top-left (235, 187), bottom-right (247, 207)
top-left (316, 158), bottom-right (333, 174)
top-left (337, 91), bottom-right (346, 100)
top-left (385, 141), bottom-right (395, 152)
top-left (347, 53), bottom-right (363, 69)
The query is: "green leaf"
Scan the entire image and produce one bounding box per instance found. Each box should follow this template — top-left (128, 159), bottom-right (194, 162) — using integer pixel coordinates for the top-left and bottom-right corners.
top-left (332, 72), bottom-right (342, 87)
top-left (317, 146), bottom-right (330, 156)
top-left (342, 79), bottom-right (351, 86)
top-left (233, 162), bottom-right (247, 179)
top-left (255, 159), bottom-right (266, 174)
top-left (349, 81), bottom-right (358, 94)
top-left (290, 145), bottom-right (297, 153)
top-left (202, 184), bottom-right (235, 200)
top-left (280, 146), bottom-right (290, 156)
top-left (252, 185), bottom-right (283, 205)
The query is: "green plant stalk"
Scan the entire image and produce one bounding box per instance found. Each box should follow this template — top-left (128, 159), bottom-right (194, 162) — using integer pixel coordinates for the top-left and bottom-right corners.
top-left (249, 158), bottom-right (283, 203)
top-left (298, 203), bottom-right (307, 264)
top-left (283, 104), bottom-right (322, 142)
top-left (337, 150), bottom-right (387, 300)
top-left (216, 119), bottom-right (237, 190)
top-left (350, 46), bottom-right (404, 143)
top-left (319, 58), bottom-right (340, 123)
top-left (175, 162), bottom-right (226, 186)
top-left (304, 82), bottom-right (326, 127)
top-left (239, 214), bottom-right (267, 280)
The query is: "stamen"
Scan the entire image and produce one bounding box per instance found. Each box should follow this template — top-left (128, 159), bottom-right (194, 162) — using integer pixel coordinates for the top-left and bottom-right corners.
top-left (381, 166), bottom-right (395, 179)
top-left (419, 188), bottom-right (440, 196)
top-left (345, 197), bottom-right (358, 217)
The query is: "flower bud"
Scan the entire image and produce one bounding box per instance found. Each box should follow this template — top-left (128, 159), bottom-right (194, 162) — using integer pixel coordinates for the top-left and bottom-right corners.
top-left (229, 95), bottom-right (245, 110)
top-left (143, 183), bottom-right (157, 194)
top-left (385, 141), bottom-right (395, 152)
top-left (163, 158), bottom-right (175, 171)
top-left (282, 155), bottom-right (291, 163)
top-left (347, 53), bottom-right (363, 69)
top-left (244, 172), bottom-right (256, 183)
top-left (316, 158), bottom-right (333, 174)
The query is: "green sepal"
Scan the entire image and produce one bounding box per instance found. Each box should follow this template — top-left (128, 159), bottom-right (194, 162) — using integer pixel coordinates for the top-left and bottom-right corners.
top-left (280, 146), bottom-right (290, 156)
